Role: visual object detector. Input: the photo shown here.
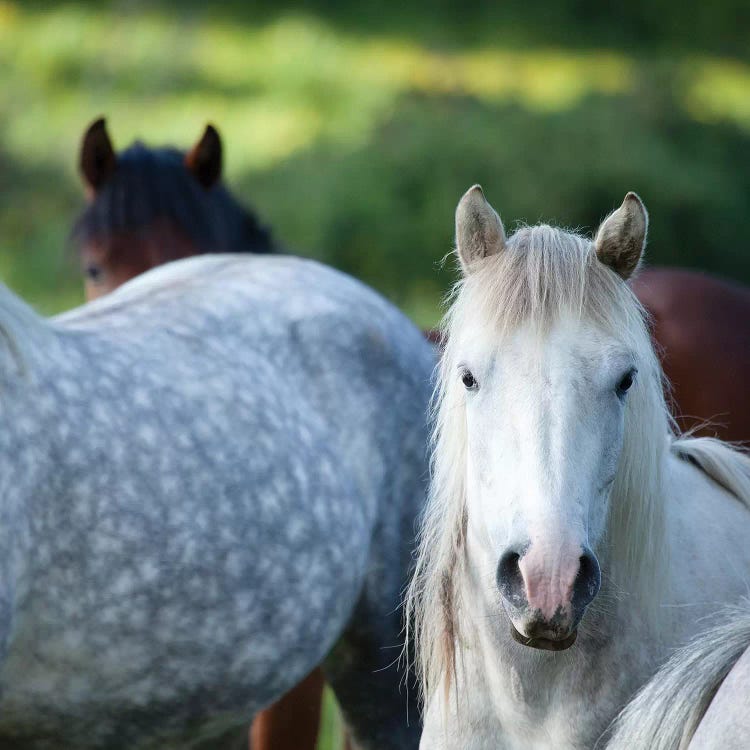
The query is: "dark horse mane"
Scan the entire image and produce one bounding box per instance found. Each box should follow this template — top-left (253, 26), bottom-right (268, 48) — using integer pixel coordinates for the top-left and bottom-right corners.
top-left (72, 121), bottom-right (275, 256)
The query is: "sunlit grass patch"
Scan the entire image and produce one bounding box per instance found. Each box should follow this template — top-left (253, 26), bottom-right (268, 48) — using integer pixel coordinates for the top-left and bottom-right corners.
top-left (316, 687), bottom-right (345, 750)
top-left (0, 5), bottom-right (654, 177)
top-left (684, 58), bottom-right (750, 128)
top-left (3, 3), bottom-right (750, 183)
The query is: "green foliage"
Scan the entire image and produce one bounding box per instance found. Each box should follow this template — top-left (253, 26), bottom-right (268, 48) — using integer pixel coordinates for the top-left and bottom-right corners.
top-left (23, 0), bottom-right (750, 57)
top-left (317, 688), bottom-right (345, 750)
top-left (2, 4), bottom-right (750, 326)
top-left (3, 4), bottom-right (750, 323)
top-left (250, 84), bottom-right (750, 325)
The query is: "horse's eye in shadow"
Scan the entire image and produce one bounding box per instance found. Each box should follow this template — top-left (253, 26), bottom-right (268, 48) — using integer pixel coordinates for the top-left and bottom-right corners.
top-left (616, 368), bottom-right (637, 399)
top-left (461, 369), bottom-right (478, 390)
top-left (85, 265), bottom-right (103, 282)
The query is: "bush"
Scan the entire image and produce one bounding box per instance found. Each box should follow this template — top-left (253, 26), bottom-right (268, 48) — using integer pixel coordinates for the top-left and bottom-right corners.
top-left (248, 84), bottom-right (750, 324)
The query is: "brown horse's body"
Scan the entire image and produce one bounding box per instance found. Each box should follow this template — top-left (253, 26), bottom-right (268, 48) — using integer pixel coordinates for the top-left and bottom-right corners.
top-left (248, 669), bottom-right (325, 749)
top-left (632, 268), bottom-right (750, 443)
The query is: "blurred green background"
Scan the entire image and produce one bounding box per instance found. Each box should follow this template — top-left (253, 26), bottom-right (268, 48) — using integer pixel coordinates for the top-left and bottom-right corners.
top-left (3, 1), bottom-right (750, 328)
top-left (2, 1), bottom-right (750, 747)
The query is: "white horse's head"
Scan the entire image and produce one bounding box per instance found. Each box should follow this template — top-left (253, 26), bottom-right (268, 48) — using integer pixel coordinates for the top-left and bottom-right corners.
top-left (449, 186), bottom-right (652, 651)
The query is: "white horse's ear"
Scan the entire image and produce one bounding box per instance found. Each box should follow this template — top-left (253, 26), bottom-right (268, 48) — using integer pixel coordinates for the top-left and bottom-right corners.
top-left (594, 192), bottom-right (648, 280)
top-left (455, 185), bottom-right (506, 273)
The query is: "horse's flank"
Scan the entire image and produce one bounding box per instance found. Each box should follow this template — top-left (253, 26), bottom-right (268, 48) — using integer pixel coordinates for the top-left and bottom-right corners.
top-left (631, 267), bottom-right (750, 442)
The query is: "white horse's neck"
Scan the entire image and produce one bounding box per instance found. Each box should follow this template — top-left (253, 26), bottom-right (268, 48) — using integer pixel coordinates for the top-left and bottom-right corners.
top-left (446, 521), bottom-right (664, 748)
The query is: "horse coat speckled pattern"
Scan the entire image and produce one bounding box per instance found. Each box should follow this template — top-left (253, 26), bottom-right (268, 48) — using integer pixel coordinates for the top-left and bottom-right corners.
top-left (0, 255), bottom-right (433, 749)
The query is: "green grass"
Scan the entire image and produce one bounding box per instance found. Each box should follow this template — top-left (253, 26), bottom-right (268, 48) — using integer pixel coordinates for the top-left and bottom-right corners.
top-left (317, 688), bottom-right (345, 750)
top-left (3, 5), bottom-right (750, 741)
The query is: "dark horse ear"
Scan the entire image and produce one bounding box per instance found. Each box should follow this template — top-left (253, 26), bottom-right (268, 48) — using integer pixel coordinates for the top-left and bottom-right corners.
top-left (594, 193), bottom-right (648, 280)
top-left (80, 117), bottom-right (117, 193)
top-left (185, 124), bottom-right (222, 189)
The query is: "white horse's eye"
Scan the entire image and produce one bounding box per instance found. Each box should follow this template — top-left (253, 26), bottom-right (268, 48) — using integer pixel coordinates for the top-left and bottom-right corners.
top-left (616, 368), bottom-right (637, 398)
top-left (461, 369), bottom-right (478, 390)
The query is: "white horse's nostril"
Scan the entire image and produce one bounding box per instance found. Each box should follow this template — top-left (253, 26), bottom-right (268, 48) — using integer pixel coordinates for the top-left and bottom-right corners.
top-left (513, 542), bottom-right (594, 621)
top-left (572, 549), bottom-right (601, 610)
top-left (496, 549), bottom-right (525, 607)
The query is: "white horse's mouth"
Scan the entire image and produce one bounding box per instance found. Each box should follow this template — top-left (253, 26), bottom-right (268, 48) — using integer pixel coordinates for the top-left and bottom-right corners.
top-left (510, 624), bottom-right (578, 651)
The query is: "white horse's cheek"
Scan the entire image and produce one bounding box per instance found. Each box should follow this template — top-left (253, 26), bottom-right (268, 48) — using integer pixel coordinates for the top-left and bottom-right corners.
top-left (588, 496), bottom-right (610, 545)
top-left (466, 444), bottom-right (510, 556)
top-left (467, 449), bottom-right (495, 537)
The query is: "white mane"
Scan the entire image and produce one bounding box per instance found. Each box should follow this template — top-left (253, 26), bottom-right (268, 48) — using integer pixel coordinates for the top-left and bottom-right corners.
top-left (406, 222), bottom-right (742, 705)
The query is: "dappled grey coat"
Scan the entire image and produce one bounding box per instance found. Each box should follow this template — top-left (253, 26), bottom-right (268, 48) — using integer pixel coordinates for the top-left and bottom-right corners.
top-left (0, 255), bottom-right (434, 749)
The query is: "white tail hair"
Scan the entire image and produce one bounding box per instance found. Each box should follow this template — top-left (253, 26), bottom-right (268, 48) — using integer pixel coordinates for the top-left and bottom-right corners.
top-left (605, 602), bottom-right (750, 750)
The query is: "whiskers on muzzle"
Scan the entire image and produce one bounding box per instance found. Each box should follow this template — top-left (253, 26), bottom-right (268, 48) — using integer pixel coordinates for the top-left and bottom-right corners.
top-left (496, 541), bottom-right (601, 650)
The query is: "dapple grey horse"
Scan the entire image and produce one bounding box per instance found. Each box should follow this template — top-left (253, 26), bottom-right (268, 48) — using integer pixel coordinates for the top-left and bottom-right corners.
top-left (0, 254), bottom-right (433, 749)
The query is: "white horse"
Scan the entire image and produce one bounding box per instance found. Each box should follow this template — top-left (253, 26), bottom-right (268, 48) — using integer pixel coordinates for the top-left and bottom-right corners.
top-left (607, 603), bottom-right (750, 749)
top-left (406, 186), bottom-right (750, 748)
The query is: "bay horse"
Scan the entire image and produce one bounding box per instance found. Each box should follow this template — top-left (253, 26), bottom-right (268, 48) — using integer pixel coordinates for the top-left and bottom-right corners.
top-left (74, 119), bottom-right (330, 750)
top-left (406, 187), bottom-right (750, 748)
top-left (0, 254), bottom-right (432, 748)
top-left (74, 118), bottom-right (274, 300)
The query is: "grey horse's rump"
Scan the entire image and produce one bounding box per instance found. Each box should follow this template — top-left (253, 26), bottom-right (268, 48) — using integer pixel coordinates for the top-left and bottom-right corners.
top-left (0, 255), bottom-right (433, 749)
